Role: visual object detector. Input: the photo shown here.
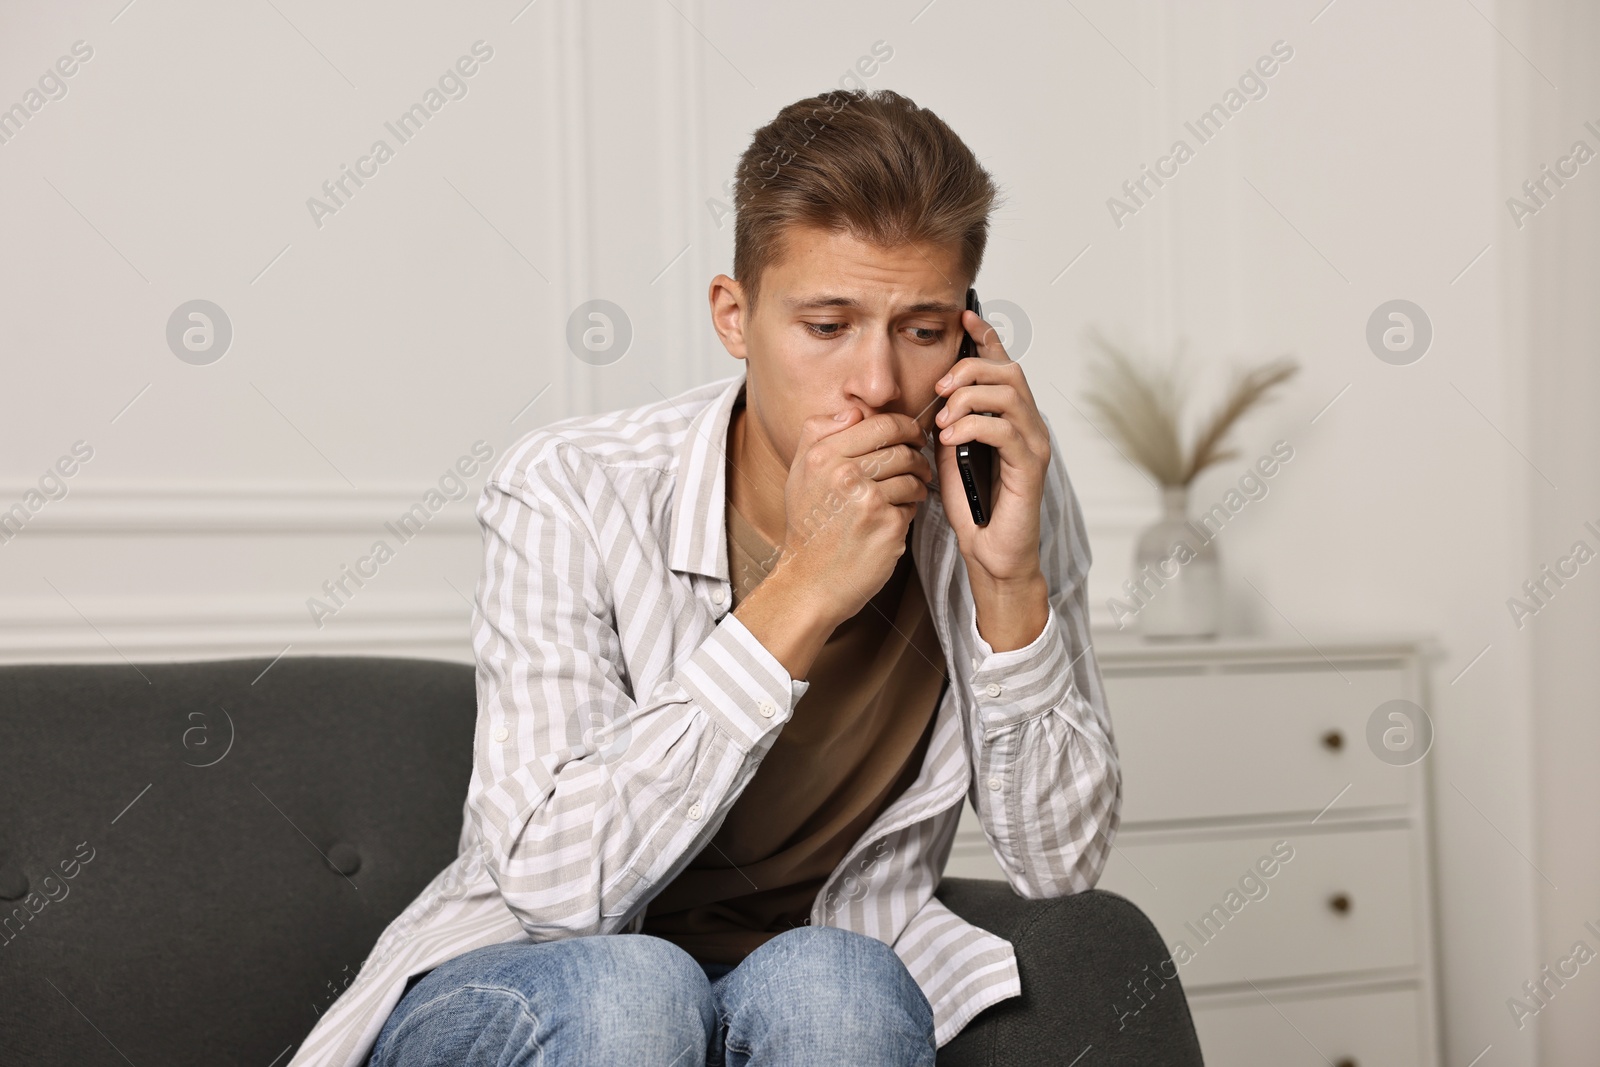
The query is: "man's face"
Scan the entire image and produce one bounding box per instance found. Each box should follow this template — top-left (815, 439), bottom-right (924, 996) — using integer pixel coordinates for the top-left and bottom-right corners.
top-left (710, 222), bottom-right (969, 469)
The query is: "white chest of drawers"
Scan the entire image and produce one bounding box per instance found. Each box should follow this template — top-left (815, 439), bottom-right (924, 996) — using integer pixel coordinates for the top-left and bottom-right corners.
top-left (947, 633), bottom-right (1444, 1067)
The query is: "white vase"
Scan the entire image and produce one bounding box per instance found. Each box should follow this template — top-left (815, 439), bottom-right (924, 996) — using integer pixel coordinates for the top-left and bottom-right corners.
top-left (1130, 484), bottom-right (1221, 639)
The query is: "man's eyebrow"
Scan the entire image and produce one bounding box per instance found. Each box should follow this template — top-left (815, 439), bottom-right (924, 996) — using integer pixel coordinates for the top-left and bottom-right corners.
top-left (783, 294), bottom-right (965, 314)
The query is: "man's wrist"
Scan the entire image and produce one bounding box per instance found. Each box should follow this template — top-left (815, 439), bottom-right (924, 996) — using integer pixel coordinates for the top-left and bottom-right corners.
top-left (733, 558), bottom-right (838, 682)
top-left (969, 568), bottom-right (1050, 653)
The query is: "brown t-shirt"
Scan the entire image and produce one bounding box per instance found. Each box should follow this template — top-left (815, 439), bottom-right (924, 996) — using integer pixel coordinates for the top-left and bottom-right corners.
top-left (639, 496), bottom-right (947, 964)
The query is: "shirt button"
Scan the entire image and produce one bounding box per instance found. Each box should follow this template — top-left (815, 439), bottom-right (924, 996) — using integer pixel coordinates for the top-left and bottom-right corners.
top-left (987, 777), bottom-right (1001, 791)
top-left (985, 683), bottom-right (1003, 698)
top-left (687, 801), bottom-right (703, 820)
top-left (712, 586), bottom-right (728, 606)
top-left (757, 700), bottom-right (775, 718)
top-left (493, 725), bottom-right (509, 743)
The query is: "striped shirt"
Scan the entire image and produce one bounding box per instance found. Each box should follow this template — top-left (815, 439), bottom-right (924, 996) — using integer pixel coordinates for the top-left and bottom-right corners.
top-left (287, 367), bottom-right (1121, 1066)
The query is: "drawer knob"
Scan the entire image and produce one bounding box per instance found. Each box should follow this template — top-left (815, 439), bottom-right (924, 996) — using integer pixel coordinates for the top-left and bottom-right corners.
top-left (1329, 892), bottom-right (1352, 915)
top-left (1321, 729), bottom-right (1344, 751)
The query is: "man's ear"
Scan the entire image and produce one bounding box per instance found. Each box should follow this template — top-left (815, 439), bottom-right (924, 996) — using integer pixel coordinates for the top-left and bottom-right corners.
top-left (708, 274), bottom-right (750, 359)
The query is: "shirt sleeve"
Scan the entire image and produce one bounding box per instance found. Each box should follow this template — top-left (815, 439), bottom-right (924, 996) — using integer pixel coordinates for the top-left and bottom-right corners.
top-left (962, 412), bottom-right (1122, 898)
top-left (464, 435), bottom-right (810, 940)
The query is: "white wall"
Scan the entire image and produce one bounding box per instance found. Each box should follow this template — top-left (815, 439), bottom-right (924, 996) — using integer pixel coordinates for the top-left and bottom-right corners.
top-left (1501, 1), bottom-right (1600, 1062)
top-left (3, 1), bottom-right (1594, 1062)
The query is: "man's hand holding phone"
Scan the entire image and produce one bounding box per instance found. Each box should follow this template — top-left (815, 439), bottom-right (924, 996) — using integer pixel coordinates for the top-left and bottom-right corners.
top-left (932, 300), bottom-right (1054, 615)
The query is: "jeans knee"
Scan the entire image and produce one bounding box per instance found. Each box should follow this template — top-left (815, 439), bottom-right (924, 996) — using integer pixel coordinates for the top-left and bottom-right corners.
top-left (371, 984), bottom-right (537, 1067)
top-left (373, 936), bottom-right (715, 1066)
top-left (606, 934), bottom-right (717, 1016)
top-left (564, 935), bottom-right (715, 1058)
top-left (752, 926), bottom-right (934, 1044)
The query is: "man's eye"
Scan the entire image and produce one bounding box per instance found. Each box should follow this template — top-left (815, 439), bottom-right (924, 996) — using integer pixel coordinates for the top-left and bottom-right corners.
top-left (907, 327), bottom-right (945, 344)
top-left (804, 322), bottom-right (845, 338)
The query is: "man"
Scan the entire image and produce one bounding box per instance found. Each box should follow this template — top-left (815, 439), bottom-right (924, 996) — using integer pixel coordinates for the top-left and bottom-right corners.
top-left (288, 87), bottom-right (1119, 1067)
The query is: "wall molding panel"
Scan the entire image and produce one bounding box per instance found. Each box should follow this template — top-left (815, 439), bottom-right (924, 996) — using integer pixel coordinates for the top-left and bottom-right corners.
top-left (0, 480), bottom-right (1144, 660)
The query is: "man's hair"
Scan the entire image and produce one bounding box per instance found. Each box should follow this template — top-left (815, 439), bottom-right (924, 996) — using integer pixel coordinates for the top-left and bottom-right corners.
top-left (731, 89), bottom-right (1002, 313)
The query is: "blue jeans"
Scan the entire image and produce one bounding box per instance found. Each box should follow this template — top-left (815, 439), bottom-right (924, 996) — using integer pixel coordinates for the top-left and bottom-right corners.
top-left (366, 924), bottom-right (937, 1066)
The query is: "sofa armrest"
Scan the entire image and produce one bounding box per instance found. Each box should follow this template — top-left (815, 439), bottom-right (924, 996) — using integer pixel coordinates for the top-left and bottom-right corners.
top-left (933, 878), bottom-right (1205, 1067)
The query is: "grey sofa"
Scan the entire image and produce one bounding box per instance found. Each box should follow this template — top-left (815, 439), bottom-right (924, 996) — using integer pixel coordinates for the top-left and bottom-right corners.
top-left (0, 656), bottom-right (1205, 1066)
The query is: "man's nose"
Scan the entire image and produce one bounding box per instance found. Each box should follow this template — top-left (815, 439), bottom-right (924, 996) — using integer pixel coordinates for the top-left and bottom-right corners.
top-left (846, 330), bottom-right (904, 406)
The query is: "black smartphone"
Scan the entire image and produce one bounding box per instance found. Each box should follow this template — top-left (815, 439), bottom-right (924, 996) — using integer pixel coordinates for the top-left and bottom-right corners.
top-left (952, 288), bottom-right (994, 527)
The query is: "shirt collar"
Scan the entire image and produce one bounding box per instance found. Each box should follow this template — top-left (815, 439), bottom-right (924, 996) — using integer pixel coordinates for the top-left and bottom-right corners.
top-left (666, 365), bottom-right (943, 582)
top-left (667, 368), bottom-right (747, 581)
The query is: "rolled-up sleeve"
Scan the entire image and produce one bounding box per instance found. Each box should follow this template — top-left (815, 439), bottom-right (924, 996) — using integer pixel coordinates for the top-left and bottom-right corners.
top-left (465, 436), bottom-right (809, 940)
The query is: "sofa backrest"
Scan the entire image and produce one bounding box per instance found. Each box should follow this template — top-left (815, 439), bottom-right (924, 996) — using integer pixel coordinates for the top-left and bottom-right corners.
top-left (0, 656), bottom-right (476, 1066)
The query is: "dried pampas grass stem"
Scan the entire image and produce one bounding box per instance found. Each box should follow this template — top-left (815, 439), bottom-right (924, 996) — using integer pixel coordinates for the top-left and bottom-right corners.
top-left (1082, 328), bottom-right (1299, 487)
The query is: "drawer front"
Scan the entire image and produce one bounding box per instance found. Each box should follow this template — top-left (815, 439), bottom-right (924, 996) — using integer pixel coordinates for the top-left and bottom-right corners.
top-left (1095, 827), bottom-right (1418, 987)
top-left (1190, 987), bottom-right (1424, 1066)
top-left (1103, 666), bottom-right (1414, 824)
